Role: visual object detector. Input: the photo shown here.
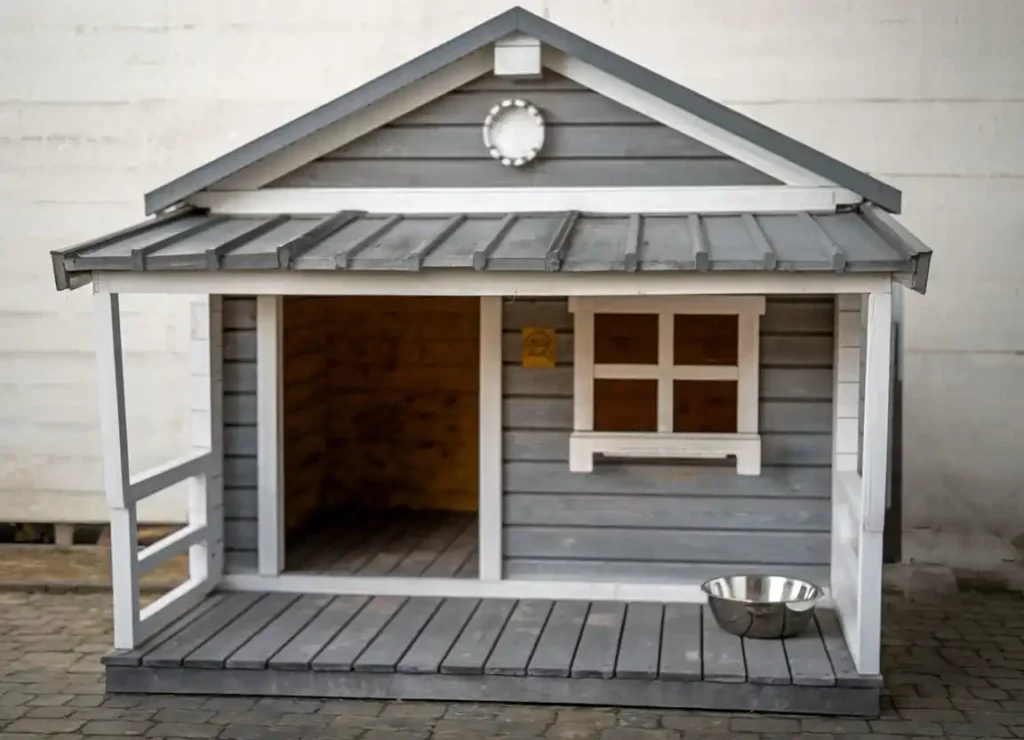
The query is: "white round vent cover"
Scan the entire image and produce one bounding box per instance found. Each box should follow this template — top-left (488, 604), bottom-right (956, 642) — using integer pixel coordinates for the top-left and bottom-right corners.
top-left (482, 99), bottom-right (546, 167)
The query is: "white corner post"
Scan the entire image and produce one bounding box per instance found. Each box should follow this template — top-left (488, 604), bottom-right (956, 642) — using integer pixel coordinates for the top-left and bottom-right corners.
top-left (256, 296), bottom-right (285, 576)
top-left (95, 293), bottom-right (224, 650)
top-left (478, 297), bottom-right (503, 580)
top-left (830, 290), bottom-right (891, 677)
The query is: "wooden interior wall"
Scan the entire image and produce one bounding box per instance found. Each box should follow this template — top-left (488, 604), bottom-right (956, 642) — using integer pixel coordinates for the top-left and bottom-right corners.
top-left (322, 297), bottom-right (480, 512)
top-left (282, 297), bottom-right (331, 535)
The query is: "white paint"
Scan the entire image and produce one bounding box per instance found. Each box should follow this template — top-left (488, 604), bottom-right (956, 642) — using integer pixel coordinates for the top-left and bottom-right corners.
top-left (190, 186), bottom-right (860, 215)
top-left (93, 270), bottom-right (891, 298)
top-left (831, 290), bottom-right (891, 677)
top-left (568, 295), bottom-right (764, 474)
top-left (127, 451), bottom-right (212, 505)
top-left (477, 297), bottom-right (503, 581)
top-left (256, 296), bottom-right (284, 576)
top-left (545, 49), bottom-right (834, 187)
top-left (137, 521), bottom-right (208, 573)
top-left (493, 34), bottom-right (542, 77)
top-left (94, 293), bottom-right (130, 510)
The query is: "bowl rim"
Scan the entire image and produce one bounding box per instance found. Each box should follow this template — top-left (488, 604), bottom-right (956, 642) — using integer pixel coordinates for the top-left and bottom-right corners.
top-left (699, 573), bottom-right (824, 605)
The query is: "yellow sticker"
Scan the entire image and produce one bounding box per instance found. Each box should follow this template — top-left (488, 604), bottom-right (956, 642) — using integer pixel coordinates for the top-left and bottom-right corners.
top-left (522, 327), bottom-right (557, 368)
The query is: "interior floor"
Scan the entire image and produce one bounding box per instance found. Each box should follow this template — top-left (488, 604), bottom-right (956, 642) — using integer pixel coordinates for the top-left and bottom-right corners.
top-left (286, 508), bottom-right (478, 578)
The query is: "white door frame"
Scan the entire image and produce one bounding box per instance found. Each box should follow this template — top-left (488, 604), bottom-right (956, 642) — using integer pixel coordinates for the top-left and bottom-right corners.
top-left (256, 295), bottom-right (285, 576)
top-left (96, 293), bottom-right (224, 650)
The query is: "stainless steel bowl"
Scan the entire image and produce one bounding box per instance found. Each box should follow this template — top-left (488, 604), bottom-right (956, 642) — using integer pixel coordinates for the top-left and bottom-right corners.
top-left (701, 574), bottom-right (824, 639)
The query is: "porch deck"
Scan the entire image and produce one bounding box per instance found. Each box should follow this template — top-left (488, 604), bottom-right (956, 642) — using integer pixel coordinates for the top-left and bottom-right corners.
top-left (103, 592), bottom-right (881, 716)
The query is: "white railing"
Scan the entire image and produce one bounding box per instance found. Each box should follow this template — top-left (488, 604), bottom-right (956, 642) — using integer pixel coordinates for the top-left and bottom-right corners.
top-left (95, 293), bottom-right (224, 650)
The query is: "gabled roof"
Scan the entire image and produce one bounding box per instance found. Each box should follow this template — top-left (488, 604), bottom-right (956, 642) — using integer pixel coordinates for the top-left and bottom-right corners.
top-left (144, 6), bottom-right (902, 216)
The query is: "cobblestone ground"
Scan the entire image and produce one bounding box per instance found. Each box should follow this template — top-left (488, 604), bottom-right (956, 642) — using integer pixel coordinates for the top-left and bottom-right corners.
top-left (0, 590), bottom-right (1022, 739)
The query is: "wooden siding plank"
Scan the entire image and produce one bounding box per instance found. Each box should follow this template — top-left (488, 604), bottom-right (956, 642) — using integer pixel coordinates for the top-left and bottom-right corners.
top-left (783, 615), bottom-right (836, 687)
top-left (505, 560), bottom-right (830, 586)
top-left (354, 597), bottom-right (443, 672)
top-left (504, 462), bottom-right (830, 497)
top-left (225, 595), bottom-right (333, 670)
top-left (743, 635), bottom-right (792, 686)
top-left (702, 605), bottom-right (746, 683)
top-left (484, 600), bottom-right (553, 677)
top-left (816, 609), bottom-right (876, 687)
top-left (527, 600), bottom-right (589, 678)
top-left (331, 124), bottom-right (724, 160)
top-left (223, 297), bottom-right (258, 330)
top-left (440, 599), bottom-right (516, 675)
top-left (184, 594), bottom-right (298, 669)
top-left (398, 598), bottom-right (479, 675)
top-left (659, 603), bottom-right (703, 681)
top-left (502, 397), bottom-right (830, 433)
top-left (505, 430), bottom-right (830, 467)
top-left (312, 596), bottom-right (407, 672)
top-left (760, 299), bottom-right (834, 334)
top-left (141, 592), bottom-right (262, 668)
top-left (504, 527), bottom-right (830, 565)
top-left (571, 601), bottom-right (626, 679)
top-left (273, 159), bottom-right (776, 189)
top-left (269, 596), bottom-right (368, 671)
top-left (503, 493), bottom-right (831, 531)
top-left (615, 602), bottom-right (664, 679)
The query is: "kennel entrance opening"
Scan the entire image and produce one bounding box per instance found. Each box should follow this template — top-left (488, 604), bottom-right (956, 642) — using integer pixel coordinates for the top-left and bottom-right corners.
top-left (280, 296), bottom-right (480, 577)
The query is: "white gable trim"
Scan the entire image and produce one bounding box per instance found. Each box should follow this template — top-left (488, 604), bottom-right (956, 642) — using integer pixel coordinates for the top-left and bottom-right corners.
top-left (543, 49), bottom-right (835, 188)
top-left (212, 49), bottom-right (492, 192)
top-left (190, 185), bottom-right (861, 215)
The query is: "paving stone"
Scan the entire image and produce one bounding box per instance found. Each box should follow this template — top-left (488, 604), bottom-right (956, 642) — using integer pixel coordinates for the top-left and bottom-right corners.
top-left (870, 719), bottom-right (945, 735)
top-left (151, 709), bottom-right (216, 724)
top-left (81, 719), bottom-right (153, 735)
top-left (319, 700), bottom-right (384, 716)
top-left (800, 718), bottom-right (871, 733)
top-left (898, 709), bottom-right (969, 723)
top-left (145, 722), bottom-right (222, 738)
top-left (555, 709), bottom-right (617, 729)
top-left (201, 698), bottom-right (257, 712)
top-left (382, 703), bottom-right (447, 720)
top-left (941, 723), bottom-right (1014, 737)
top-left (598, 729), bottom-right (679, 740)
top-left (730, 717), bottom-right (800, 733)
top-left (659, 715), bottom-right (730, 732)
top-left (218, 725), bottom-right (303, 740)
top-left (5, 718), bottom-right (85, 733)
top-left (25, 705), bottom-right (76, 718)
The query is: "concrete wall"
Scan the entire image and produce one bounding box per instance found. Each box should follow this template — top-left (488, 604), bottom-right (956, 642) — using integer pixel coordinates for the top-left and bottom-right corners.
top-left (1, 1), bottom-right (1022, 558)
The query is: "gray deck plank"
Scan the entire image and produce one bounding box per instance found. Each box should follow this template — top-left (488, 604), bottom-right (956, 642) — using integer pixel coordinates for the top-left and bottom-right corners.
top-left (389, 514), bottom-right (467, 577)
top-left (783, 613), bottom-right (836, 687)
top-left (320, 512), bottom-right (410, 574)
top-left (484, 600), bottom-right (553, 677)
top-left (354, 514), bottom-right (442, 576)
top-left (743, 635), bottom-right (792, 685)
top-left (658, 603), bottom-right (703, 681)
top-left (440, 599), bottom-right (515, 675)
top-left (142, 592), bottom-right (262, 668)
top-left (701, 605), bottom-right (746, 683)
top-left (226, 595), bottom-right (333, 670)
top-left (290, 517), bottom-right (367, 571)
top-left (185, 594), bottom-right (298, 669)
top-left (816, 609), bottom-right (877, 687)
top-left (104, 594), bottom-right (226, 667)
top-left (312, 596), bottom-right (407, 672)
top-left (616, 602), bottom-right (664, 679)
top-left (527, 600), bottom-right (589, 678)
top-left (354, 597), bottom-right (443, 672)
top-left (423, 522), bottom-right (477, 578)
top-left (269, 596), bottom-right (369, 670)
top-left (571, 601), bottom-right (626, 679)
top-left (398, 598), bottom-right (479, 675)
top-left (455, 548), bottom-right (479, 578)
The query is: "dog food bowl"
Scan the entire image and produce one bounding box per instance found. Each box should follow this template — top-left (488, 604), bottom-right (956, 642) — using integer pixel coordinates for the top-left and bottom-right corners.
top-left (701, 574), bottom-right (824, 639)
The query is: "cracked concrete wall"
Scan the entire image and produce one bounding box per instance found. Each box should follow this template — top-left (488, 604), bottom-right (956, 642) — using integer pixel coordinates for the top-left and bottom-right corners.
top-left (0, 1), bottom-right (1022, 544)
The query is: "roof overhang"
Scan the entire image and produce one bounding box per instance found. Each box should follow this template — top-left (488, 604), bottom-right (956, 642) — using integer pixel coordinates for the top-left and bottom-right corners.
top-left (51, 204), bottom-right (930, 295)
top-left (140, 6), bottom-right (903, 216)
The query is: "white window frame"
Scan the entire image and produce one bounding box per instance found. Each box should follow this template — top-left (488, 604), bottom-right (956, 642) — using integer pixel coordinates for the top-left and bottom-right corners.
top-left (568, 295), bottom-right (765, 475)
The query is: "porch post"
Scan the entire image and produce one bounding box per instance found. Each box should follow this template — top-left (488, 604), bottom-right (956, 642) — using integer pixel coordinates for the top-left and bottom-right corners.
top-left (478, 297), bottom-right (503, 580)
top-left (94, 292), bottom-right (139, 649)
top-left (256, 295), bottom-right (285, 575)
top-left (856, 290), bottom-right (892, 675)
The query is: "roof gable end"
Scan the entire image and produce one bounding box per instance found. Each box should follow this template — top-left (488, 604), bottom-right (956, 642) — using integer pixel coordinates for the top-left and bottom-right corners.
top-left (144, 6), bottom-right (901, 215)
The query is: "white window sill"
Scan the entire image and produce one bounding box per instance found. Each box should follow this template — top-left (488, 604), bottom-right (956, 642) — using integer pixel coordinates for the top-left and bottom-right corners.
top-left (569, 432), bottom-right (762, 475)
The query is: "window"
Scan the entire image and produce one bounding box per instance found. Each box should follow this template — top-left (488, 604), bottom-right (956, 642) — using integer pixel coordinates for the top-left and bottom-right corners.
top-left (568, 296), bottom-right (765, 475)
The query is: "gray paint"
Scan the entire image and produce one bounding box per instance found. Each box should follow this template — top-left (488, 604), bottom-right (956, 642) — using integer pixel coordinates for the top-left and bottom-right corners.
top-left (271, 72), bottom-right (776, 190)
top-left (103, 592), bottom-right (880, 716)
top-left (500, 296), bottom-right (836, 583)
top-left (140, 7), bottom-right (901, 215)
top-left (56, 210), bottom-right (931, 290)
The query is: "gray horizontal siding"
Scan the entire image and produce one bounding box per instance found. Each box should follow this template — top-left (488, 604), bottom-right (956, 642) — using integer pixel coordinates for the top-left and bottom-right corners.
top-left (270, 72), bottom-right (776, 189)
top-left (222, 296), bottom-right (258, 568)
top-left (500, 297), bottom-right (834, 585)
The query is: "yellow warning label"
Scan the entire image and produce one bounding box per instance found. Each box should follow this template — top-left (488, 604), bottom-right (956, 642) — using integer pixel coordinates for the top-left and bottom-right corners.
top-left (521, 327), bottom-right (557, 368)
